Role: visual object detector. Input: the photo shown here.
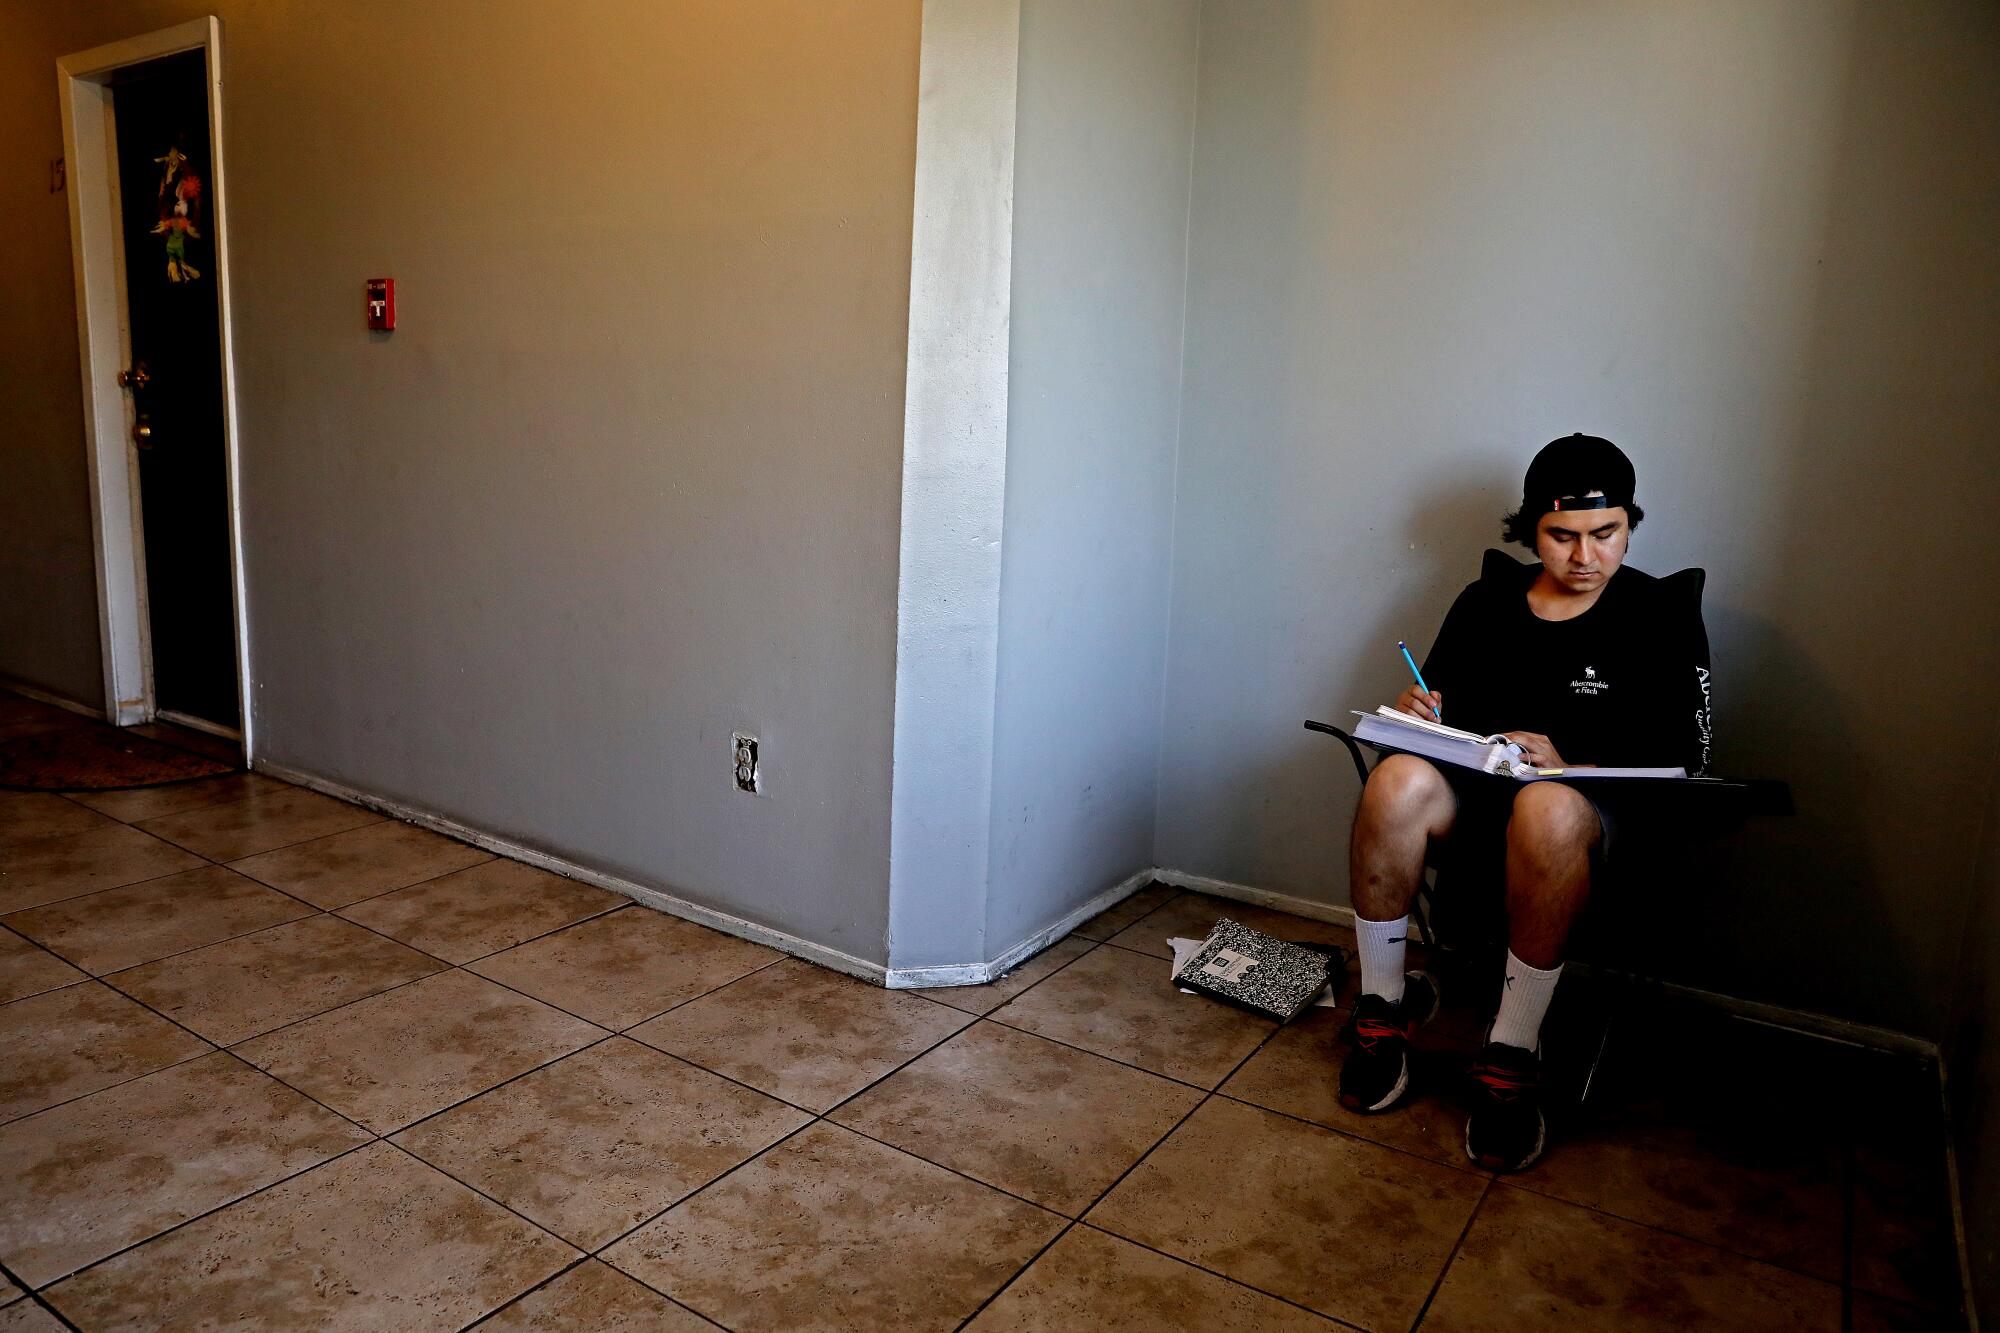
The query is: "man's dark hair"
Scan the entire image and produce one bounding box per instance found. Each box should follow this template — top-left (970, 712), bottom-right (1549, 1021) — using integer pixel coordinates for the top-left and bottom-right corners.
top-left (1501, 433), bottom-right (1645, 548)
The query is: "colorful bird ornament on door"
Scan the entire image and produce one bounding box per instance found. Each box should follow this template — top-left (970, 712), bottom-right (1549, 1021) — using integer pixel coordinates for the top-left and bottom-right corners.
top-left (152, 144), bottom-right (203, 282)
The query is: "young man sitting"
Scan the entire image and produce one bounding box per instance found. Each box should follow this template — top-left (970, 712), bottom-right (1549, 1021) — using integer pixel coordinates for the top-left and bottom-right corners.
top-left (1339, 434), bottom-right (1713, 1172)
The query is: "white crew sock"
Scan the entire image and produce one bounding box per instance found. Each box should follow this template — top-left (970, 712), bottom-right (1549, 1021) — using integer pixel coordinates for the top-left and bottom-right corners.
top-left (1354, 915), bottom-right (1409, 1005)
top-left (1490, 951), bottom-right (1563, 1052)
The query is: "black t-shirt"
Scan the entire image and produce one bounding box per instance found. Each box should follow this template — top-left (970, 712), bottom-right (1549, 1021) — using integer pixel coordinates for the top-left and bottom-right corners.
top-left (1420, 550), bottom-right (1714, 774)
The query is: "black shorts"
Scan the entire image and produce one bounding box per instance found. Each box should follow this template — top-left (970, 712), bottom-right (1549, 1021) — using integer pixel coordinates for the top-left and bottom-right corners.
top-left (1435, 768), bottom-right (1650, 870)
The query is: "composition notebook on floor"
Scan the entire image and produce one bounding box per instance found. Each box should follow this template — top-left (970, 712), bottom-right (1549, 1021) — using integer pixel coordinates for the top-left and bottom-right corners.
top-left (1350, 707), bottom-right (1685, 780)
top-left (1172, 919), bottom-right (1344, 1022)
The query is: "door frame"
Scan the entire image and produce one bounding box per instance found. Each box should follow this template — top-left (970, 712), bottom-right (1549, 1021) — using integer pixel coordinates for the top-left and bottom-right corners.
top-left (58, 16), bottom-right (252, 754)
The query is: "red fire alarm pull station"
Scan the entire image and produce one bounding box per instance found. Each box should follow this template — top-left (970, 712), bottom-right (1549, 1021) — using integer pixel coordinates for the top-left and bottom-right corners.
top-left (366, 278), bottom-right (395, 330)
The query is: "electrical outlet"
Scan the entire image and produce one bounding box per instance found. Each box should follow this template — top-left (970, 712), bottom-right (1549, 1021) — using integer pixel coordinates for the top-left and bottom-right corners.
top-left (732, 732), bottom-right (760, 794)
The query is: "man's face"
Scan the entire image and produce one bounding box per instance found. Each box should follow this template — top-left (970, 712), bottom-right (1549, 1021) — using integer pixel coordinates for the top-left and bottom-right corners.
top-left (1534, 503), bottom-right (1630, 593)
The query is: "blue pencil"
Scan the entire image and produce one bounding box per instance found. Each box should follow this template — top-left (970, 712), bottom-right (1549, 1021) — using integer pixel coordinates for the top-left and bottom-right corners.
top-left (1397, 641), bottom-right (1439, 721)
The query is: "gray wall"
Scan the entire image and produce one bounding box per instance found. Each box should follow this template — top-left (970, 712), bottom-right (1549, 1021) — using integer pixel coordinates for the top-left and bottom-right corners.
top-left (984, 0), bottom-right (1199, 953)
top-left (1158, 0), bottom-right (2000, 1036)
top-left (1949, 753), bottom-right (2000, 1324)
top-left (0, 3), bottom-right (114, 705)
top-left (9, 0), bottom-right (921, 964)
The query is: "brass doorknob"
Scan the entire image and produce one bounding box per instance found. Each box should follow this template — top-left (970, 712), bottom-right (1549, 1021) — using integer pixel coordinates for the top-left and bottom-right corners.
top-left (133, 418), bottom-right (154, 449)
top-left (118, 364), bottom-right (151, 390)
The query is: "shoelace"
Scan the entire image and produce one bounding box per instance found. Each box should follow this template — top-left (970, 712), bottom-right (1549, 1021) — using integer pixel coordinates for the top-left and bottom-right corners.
top-left (1471, 1059), bottom-right (1538, 1104)
top-left (1352, 1013), bottom-right (1407, 1053)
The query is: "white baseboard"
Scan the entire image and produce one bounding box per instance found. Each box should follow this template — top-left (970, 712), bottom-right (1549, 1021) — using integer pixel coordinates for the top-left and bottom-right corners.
top-left (883, 866), bottom-right (1158, 989)
top-left (1152, 867), bottom-right (1358, 929)
top-left (252, 759), bottom-right (890, 986)
top-left (1, 676), bottom-right (105, 721)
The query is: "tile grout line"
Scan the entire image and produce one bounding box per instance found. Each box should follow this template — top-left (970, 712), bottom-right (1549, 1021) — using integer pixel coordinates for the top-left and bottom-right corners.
top-left (909, 936), bottom-right (1104, 1018)
top-left (162, 893), bottom-right (667, 1054)
top-left (982, 1007), bottom-right (1265, 1094)
top-left (0, 1251), bottom-right (82, 1331)
top-left (953, 1008), bottom-right (1313, 1331)
top-left (1080, 1221), bottom-right (1375, 1331)
top-left (16, 898), bottom-right (324, 984)
top-left (107, 920), bottom-right (457, 1047)
top-left (452, 1253), bottom-right (734, 1332)
top-left (100, 899), bottom-right (444, 991)
top-left (0, 1041), bottom-right (218, 1134)
top-left (209, 1046), bottom-right (381, 1139)
top-left (28, 1137), bottom-right (385, 1303)
top-left (138, 809), bottom-right (392, 864)
top-left (0, 815), bottom-right (497, 964)
top-left (821, 1118), bottom-right (1083, 1223)
top-left (0, 920), bottom-right (89, 997)
top-left (0, 852), bottom-right (224, 921)
top-left (1205, 1085), bottom-right (1495, 1180)
top-left (453, 1255), bottom-right (595, 1332)
top-left (585, 1117), bottom-right (827, 1301)
top-left (228, 846), bottom-right (501, 914)
top-left (378, 1138), bottom-right (592, 1261)
top-left (1409, 1174), bottom-right (1496, 1329)
top-left (575, 974), bottom-right (1028, 1324)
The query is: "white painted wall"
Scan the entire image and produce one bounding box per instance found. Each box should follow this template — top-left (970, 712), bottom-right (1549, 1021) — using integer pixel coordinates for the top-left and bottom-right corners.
top-left (984, 0), bottom-right (1200, 955)
top-left (886, 0), bottom-right (1021, 972)
top-left (1158, 0), bottom-right (2000, 1036)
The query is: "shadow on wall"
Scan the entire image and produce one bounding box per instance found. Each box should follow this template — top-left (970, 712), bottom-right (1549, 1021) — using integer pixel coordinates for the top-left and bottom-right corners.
top-left (1748, 0), bottom-right (2000, 1035)
top-left (1694, 608), bottom-right (1890, 1016)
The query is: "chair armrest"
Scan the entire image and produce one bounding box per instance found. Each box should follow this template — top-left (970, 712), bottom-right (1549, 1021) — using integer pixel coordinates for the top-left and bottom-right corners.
top-left (1303, 719), bottom-right (1373, 787)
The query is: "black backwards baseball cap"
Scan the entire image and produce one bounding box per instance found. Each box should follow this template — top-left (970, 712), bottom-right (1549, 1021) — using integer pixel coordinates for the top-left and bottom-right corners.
top-left (1521, 433), bottom-right (1636, 513)
top-left (1502, 433), bottom-right (1644, 547)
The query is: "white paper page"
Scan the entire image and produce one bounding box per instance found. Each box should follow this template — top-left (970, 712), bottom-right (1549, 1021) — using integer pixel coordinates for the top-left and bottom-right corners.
top-left (1361, 707), bottom-right (1504, 746)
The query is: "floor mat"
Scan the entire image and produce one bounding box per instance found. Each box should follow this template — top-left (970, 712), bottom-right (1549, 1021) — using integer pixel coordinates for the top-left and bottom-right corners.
top-left (0, 724), bottom-right (237, 790)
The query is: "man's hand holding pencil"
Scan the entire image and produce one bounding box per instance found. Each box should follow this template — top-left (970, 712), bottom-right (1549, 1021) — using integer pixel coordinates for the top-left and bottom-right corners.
top-left (1394, 682), bottom-right (1445, 723)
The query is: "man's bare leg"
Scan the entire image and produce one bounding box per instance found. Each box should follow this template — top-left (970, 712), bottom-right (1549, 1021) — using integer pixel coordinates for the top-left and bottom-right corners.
top-left (1340, 756), bottom-right (1457, 1113)
top-left (1467, 781), bottom-right (1602, 1171)
top-left (1350, 755), bottom-right (1458, 925)
top-left (1503, 782), bottom-right (1600, 971)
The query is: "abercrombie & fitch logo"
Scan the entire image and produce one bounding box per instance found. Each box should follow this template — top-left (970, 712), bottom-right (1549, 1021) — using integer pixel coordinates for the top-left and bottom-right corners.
top-left (1570, 665), bottom-right (1608, 696)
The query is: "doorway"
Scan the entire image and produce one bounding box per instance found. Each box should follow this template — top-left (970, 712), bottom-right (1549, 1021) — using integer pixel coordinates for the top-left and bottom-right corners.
top-left (58, 18), bottom-right (250, 753)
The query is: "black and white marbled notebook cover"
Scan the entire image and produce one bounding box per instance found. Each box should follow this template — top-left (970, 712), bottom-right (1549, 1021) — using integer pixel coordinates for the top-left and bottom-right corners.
top-left (1172, 918), bottom-right (1342, 1023)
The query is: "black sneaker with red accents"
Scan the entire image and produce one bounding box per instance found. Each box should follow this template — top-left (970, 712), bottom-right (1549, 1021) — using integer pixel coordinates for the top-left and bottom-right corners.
top-left (1336, 971), bottom-right (1440, 1114)
top-left (1465, 1041), bottom-right (1546, 1172)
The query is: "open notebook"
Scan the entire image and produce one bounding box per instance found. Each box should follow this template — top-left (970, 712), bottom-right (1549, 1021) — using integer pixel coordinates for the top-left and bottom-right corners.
top-left (1350, 707), bottom-right (1685, 780)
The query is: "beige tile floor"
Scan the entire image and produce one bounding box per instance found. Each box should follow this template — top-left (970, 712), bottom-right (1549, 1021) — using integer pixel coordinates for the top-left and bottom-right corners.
top-left (0, 694), bottom-right (1968, 1330)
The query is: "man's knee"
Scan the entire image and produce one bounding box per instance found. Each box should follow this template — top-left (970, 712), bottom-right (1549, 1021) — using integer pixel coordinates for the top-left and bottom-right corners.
top-left (1507, 782), bottom-right (1600, 856)
top-left (1360, 755), bottom-right (1451, 823)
